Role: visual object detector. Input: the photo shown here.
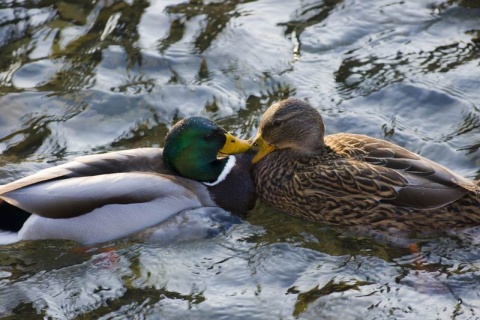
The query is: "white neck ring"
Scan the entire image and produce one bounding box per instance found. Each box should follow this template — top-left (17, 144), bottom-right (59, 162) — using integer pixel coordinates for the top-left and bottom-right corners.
top-left (203, 156), bottom-right (236, 187)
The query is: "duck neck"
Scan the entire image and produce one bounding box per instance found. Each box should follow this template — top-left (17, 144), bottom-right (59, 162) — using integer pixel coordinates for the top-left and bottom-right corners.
top-left (202, 156), bottom-right (236, 186)
top-left (172, 155), bottom-right (234, 184)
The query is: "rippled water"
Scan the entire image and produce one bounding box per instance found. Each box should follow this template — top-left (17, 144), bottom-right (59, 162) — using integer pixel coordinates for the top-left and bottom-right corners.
top-left (1, 0), bottom-right (480, 319)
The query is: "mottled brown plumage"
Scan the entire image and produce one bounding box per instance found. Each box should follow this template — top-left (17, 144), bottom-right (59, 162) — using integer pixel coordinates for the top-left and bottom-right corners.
top-left (250, 99), bottom-right (480, 233)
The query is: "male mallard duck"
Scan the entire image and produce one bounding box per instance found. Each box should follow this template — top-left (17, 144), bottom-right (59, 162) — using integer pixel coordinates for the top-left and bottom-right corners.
top-left (250, 99), bottom-right (480, 232)
top-left (0, 117), bottom-right (255, 244)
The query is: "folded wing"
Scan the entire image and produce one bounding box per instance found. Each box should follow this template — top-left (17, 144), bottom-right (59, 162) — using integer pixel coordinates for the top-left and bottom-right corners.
top-left (320, 133), bottom-right (478, 209)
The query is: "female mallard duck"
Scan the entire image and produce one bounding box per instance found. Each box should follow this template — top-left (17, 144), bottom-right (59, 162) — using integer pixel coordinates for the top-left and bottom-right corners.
top-left (0, 117), bottom-right (255, 244)
top-left (250, 99), bottom-right (480, 232)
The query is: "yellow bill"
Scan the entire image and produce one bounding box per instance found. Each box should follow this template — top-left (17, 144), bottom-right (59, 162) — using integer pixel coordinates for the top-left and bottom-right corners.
top-left (250, 135), bottom-right (275, 164)
top-left (219, 133), bottom-right (251, 155)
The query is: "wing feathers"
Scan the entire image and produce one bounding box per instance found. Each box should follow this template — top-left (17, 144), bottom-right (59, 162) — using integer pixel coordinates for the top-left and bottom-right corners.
top-left (323, 133), bottom-right (477, 208)
top-left (0, 148), bottom-right (167, 195)
top-left (18, 196), bottom-right (203, 244)
top-left (1, 172), bottom-right (211, 219)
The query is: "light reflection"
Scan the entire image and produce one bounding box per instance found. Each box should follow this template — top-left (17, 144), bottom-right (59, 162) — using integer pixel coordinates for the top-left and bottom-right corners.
top-left (0, 0), bottom-right (479, 318)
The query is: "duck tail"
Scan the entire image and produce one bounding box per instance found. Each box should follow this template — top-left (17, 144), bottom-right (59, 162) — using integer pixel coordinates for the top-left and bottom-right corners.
top-left (457, 179), bottom-right (480, 195)
top-left (0, 200), bottom-right (30, 232)
top-left (475, 180), bottom-right (480, 194)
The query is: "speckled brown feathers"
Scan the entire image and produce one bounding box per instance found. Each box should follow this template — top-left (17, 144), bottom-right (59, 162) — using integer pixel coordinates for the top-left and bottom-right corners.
top-left (251, 99), bottom-right (480, 233)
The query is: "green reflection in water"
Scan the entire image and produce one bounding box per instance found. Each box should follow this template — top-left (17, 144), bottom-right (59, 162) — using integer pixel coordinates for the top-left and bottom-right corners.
top-left (0, 0), bottom-right (480, 318)
top-left (289, 278), bottom-right (373, 317)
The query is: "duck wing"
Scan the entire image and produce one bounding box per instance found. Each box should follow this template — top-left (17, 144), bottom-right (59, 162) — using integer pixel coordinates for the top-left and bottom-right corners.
top-left (314, 133), bottom-right (479, 209)
top-left (14, 174), bottom-right (214, 244)
top-left (1, 172), bottom-right (213, 218)
top-left (0, 148), bottom-right (168, 195)
top-left (0, 148), bottom-right (214, 219)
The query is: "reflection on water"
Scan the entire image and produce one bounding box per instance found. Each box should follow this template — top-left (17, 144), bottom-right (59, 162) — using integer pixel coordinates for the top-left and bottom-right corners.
top-left (1, 0), bottom-right (480, 318)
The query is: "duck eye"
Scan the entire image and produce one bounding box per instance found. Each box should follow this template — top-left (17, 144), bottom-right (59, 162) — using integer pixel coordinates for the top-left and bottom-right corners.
top-left (203, 132), bottom-right (214, 141)
top-left (273, 120), bottom-right (282, 127)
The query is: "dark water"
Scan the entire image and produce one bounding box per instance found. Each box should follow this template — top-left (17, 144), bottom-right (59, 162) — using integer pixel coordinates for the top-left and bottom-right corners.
top-left (1, 0), bottom-right (480, 319)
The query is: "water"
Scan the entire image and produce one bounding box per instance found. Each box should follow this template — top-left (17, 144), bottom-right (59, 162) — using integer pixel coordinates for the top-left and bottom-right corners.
top-left (1, 0), bottom-right (480, 318)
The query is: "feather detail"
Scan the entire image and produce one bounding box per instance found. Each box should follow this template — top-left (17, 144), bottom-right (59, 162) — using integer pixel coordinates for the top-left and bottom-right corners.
top-left (203, 156), bottom-right (236, 186)
top-left (251, 99), bottom-right (480, 232)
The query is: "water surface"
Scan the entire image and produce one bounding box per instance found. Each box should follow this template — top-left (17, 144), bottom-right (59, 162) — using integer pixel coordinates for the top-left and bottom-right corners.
top-left (1, 0), bottom-right (480, 319)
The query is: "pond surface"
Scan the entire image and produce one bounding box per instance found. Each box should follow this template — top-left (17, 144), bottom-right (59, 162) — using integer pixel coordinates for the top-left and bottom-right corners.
top-left (1, 0), bottom-right (480, 319)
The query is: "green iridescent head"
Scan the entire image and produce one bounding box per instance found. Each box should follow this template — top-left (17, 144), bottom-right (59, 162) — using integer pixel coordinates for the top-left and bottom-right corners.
top-left (164, 117), bottom-right (250, 182)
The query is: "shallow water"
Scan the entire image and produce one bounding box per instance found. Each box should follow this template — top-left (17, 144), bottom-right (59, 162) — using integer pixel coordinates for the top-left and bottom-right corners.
top-left (1, 0), bottom-right (480, 319)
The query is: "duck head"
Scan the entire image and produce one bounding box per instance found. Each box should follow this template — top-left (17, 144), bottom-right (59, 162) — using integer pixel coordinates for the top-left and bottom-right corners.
top-left (250, 99), bottom-right (326, 163)
top-left (164, 117), bottom-right (250, 182)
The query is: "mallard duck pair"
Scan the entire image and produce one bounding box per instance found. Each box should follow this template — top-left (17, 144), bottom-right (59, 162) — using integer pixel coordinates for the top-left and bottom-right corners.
top-left (0, 117), bottom-right (255, 244)
top-left (249, 99), bottom-right (480, 233)
top-left (1, 99), bottom-right (479, 244)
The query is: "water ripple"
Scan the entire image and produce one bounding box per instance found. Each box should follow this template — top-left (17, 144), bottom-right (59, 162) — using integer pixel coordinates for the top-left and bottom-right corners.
top-left (1, 0), bottom-right (480, 318)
